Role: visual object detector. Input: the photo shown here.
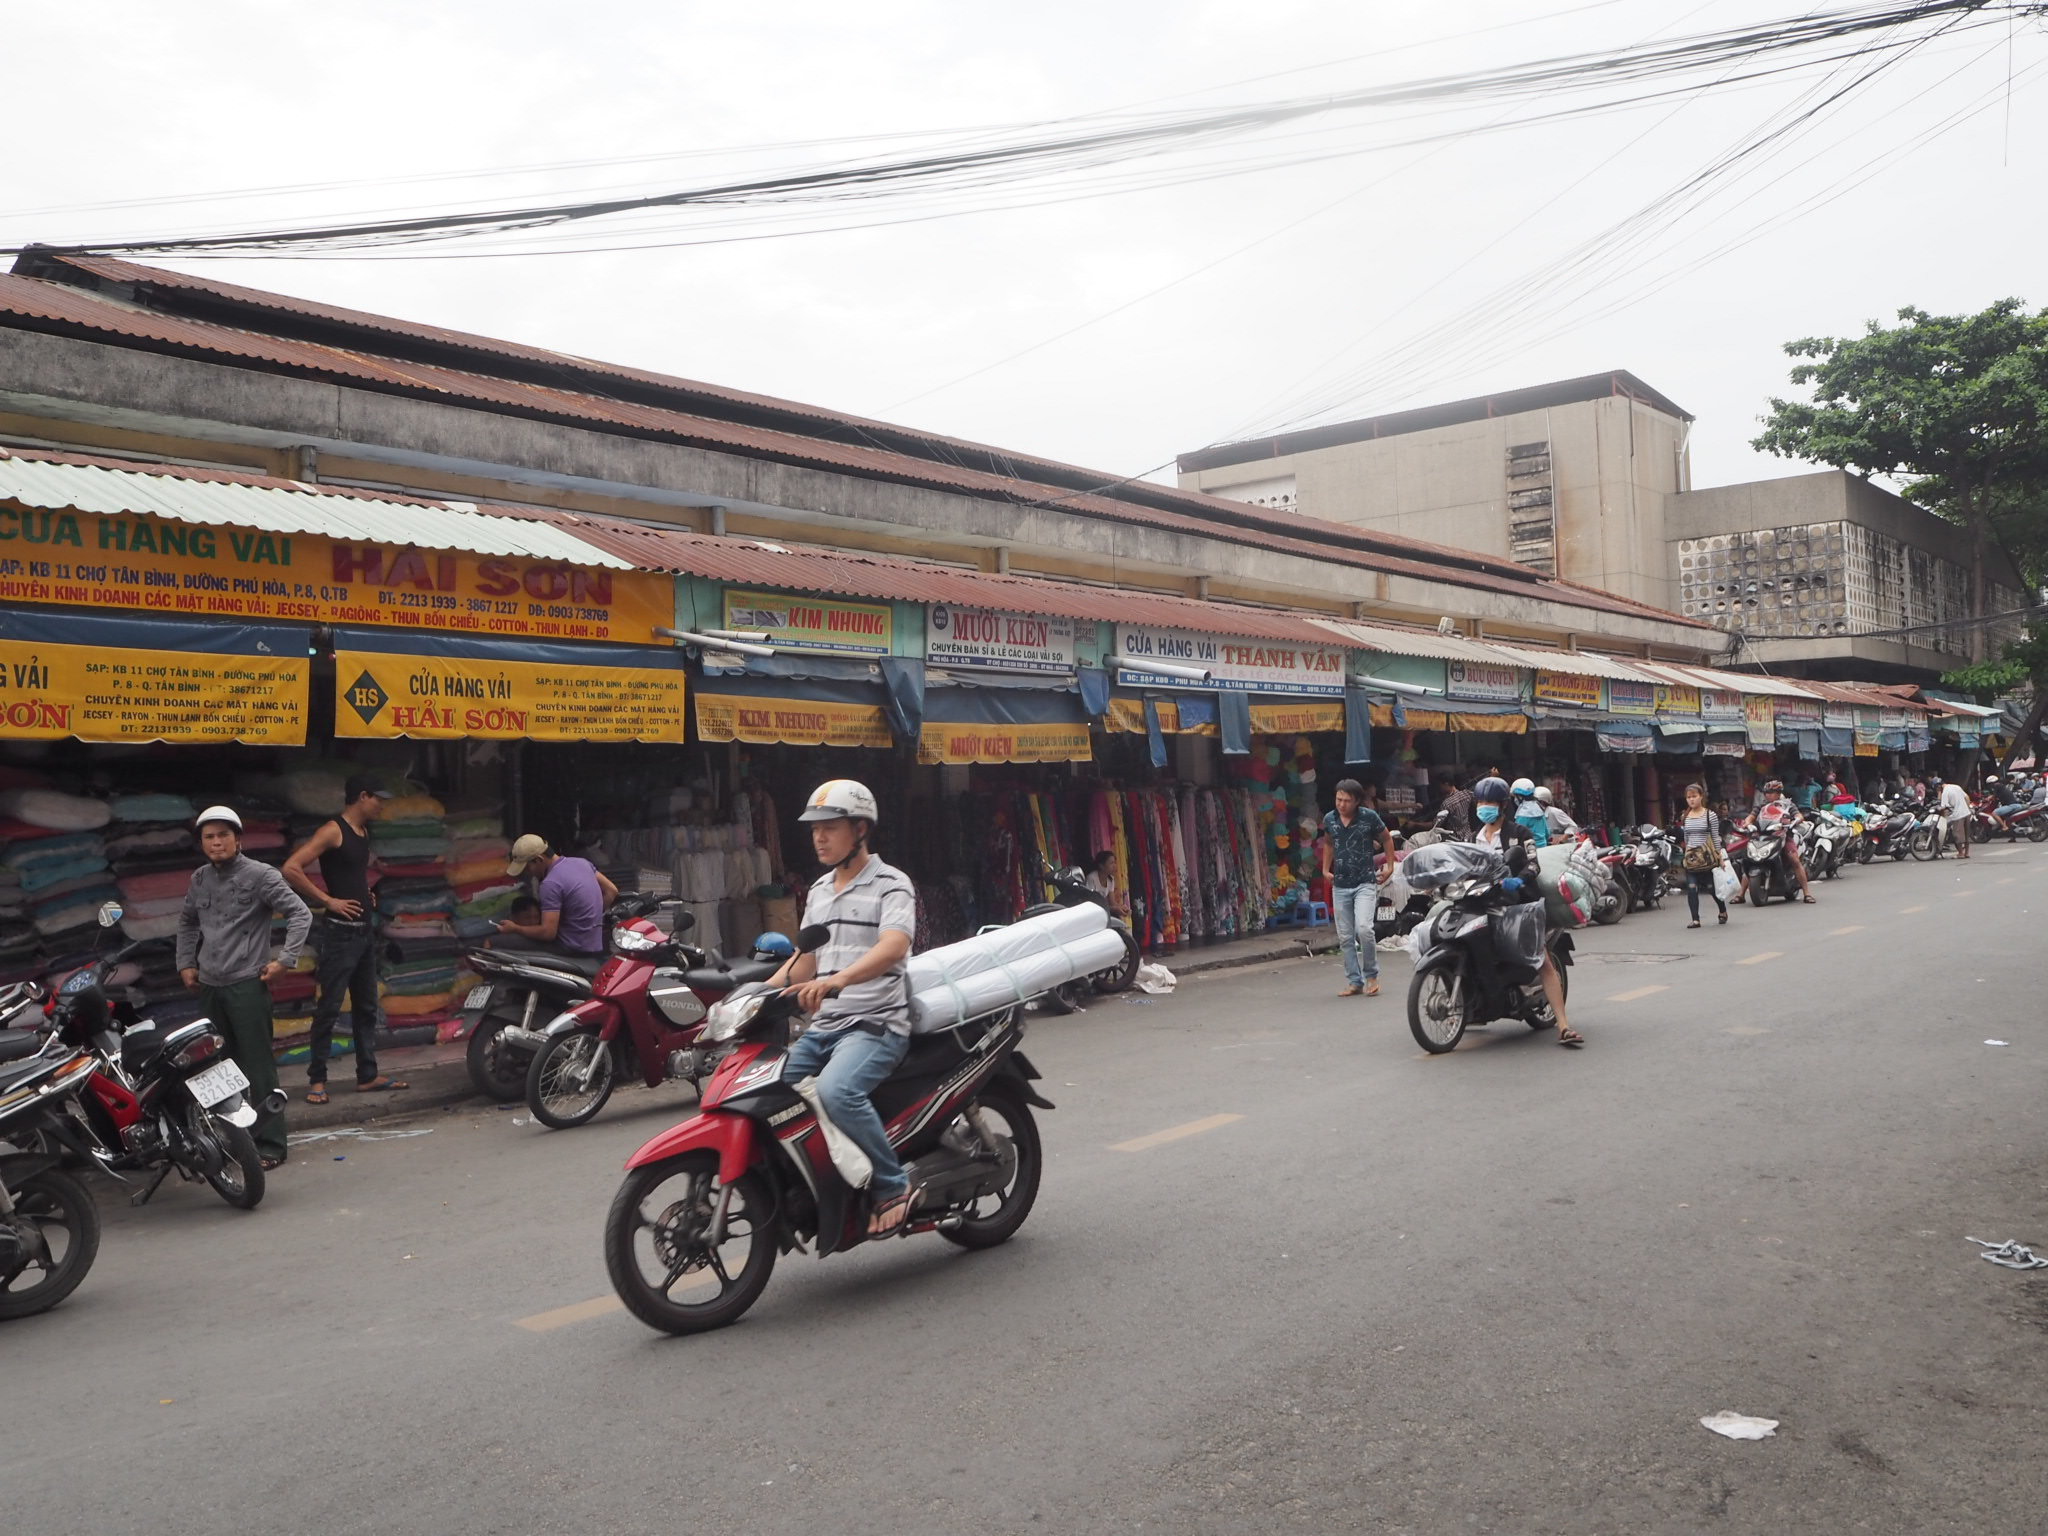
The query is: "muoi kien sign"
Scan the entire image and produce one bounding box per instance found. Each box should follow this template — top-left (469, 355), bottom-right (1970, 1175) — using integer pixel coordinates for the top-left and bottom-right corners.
top-left (1112, 625), bottom-right (1344, 695)
top-left (926, 605), bottom-right (1076, 674)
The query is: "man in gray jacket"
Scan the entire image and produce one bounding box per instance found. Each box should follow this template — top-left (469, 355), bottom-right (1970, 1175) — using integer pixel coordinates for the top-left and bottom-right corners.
top-left (177, 805), bottom-right (311, 1169)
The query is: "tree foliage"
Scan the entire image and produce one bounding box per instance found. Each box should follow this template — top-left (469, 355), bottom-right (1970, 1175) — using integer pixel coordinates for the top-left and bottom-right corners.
top-left (1753, 300), bottom-right (2048, 657)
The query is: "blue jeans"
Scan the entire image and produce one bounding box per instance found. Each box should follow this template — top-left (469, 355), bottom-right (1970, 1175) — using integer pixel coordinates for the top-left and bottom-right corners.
top-left (1333, 883), bottom-right (1379, 988)
top-left (781, 1025), bottom-right (911, 1197)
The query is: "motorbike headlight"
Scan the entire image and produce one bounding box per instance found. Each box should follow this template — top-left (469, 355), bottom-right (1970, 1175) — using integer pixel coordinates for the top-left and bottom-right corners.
top-left (1444, 878), bottom-right (1477, 901)
top-left (610, 926), bottom-right (661, 953)
top-left (703, 991), bottom-right (767, 1043)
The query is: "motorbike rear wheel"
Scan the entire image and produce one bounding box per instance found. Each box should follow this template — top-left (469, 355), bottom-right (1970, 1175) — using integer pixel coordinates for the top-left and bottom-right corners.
top-left (187, 1105), bottom-right (264, 1210)
top-left (605, 1153), bottom-right (777, 1336)
top-left (526, 1032), bottom-right (616, 1130)
top-left (1407, 961), bottom-right (1467, 1054)
top-left (0, 1167), bottom-right (100, 1320)
top-left (940, 1091), bottom-right (1041, 1250)
top-left (466, 1012), bottom-right (530, 1103)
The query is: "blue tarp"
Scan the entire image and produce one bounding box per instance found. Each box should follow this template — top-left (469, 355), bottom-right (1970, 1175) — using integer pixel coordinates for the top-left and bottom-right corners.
top-left (1219, 691), bottom-right (1251, 756)
top-left (0, 608), bottom-right (307, 657)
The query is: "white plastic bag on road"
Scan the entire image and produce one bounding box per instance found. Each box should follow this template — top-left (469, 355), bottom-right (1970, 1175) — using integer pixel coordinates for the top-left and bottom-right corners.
top-left (1700, 1411), bottom-right (1778, 1441)
top-left (1135, 961), bottom-right (1176, 994)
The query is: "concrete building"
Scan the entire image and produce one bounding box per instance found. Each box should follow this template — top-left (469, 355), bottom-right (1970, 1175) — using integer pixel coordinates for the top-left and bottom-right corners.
top-left (1178, 372), bottom-right (2021, 681)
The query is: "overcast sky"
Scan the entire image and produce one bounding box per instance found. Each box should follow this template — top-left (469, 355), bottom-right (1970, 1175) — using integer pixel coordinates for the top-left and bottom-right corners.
top-left (8, 1), bottom-right (2043, 495)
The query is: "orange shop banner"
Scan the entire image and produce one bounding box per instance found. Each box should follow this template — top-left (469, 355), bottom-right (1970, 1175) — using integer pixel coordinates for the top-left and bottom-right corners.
top-left (0, 612), bottom-right (306, 745)
top-left (695, 690), bottom-right (894, 749)
top-left (917, 720), bottom-right (1093, 765)
top-left (0, 505), bottom-right (671, 643)
top-left (333, 632), bottom-right (685, 742)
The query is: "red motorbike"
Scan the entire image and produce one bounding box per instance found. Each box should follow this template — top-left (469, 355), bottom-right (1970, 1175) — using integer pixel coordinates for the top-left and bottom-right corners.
top-left (520, 896), bottom-right (784, 1130)
top-left (603, 924), bottom-right (1053, 1336)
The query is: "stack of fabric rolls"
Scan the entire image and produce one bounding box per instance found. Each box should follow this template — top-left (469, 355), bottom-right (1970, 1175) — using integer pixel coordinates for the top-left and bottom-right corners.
top-left (104, 790), bottom-right (205, 1030)
top-left (370, 792), bottom-right (476, 1044)
top-left (0, 788), bottom-right (118, 970)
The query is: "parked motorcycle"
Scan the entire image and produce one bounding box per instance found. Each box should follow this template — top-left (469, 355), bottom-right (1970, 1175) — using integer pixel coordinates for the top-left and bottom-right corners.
top-left (522, 897), bottom-right (785, 1130)
top-left (603, 924), bottom-right (1051, 1335)
top-left (1025, 859), bottom-right (1141, 1013)
top-left (1603, 824), bottom-right (1674, 913)
top-left (1807, 808), bottom-right (1854, 880)
top-left (1401, 842), bottom-right (1573, 1054)
top-left (1907, 801), bottom-right (1952, 861)
top-left (0, 1040), bottom-right (101, 1319)
top-left (22, 902), bottom-right (283, 1209)
top-left (460, 944), bottom-right (604, 1103)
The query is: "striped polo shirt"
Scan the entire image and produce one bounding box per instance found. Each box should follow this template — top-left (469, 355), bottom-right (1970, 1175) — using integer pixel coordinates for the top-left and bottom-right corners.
top-left (801, 853), bottom-right (918, 1036)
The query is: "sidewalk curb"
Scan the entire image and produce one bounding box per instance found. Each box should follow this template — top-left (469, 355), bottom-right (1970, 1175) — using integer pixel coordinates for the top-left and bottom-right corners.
top-left (1170, 936), bottom-right (1341, 976)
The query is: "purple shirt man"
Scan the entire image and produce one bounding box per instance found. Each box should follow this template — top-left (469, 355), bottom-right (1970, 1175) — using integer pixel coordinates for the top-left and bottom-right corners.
top-left (499, 835), bottom-right (614, 953)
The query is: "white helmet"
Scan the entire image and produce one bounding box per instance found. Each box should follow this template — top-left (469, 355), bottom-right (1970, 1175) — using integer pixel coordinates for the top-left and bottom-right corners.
top-left (195, 805), bottom-right (243, 831)
top-left (799, 779), bottom-right (879, 825)
top-left (1510, 776), bottom-right (1537, 799)
top-left (1534, 786), bottom-right (1554, 806)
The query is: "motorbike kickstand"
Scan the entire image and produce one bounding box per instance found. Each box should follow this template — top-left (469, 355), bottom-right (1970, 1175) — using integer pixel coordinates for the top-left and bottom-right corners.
top-left (129, 1161), bottom-right (174, 1208)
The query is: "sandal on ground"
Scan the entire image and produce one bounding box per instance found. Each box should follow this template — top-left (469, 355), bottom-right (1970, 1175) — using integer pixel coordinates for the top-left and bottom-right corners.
top-left (1800, 894), bottom-right (1817, 904)
top-left (867, 1190), bottom-right (912, 1237)
top-left (1557, 1025), bottom-right (1585, 1049)
top-left (1717, 911), bottom-right (1728, 925)
top-left (260, 1157), bottom-right (285, 1171)
top-left (1363, 980), bottom-right (1380, 997)
top-left (1686, 920), bottom-right (1701, 929)
top-left (1338, 984), bottom-right (1362, 997)
top-left (355, 1076), bottom-right (410, 1093)
top-left (304, 1084), bottom-right (329, 1105)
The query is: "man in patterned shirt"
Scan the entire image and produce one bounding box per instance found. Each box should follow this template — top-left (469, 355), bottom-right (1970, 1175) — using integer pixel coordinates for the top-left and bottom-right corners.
top-left (1321, 779), bottom-right (1396, 999)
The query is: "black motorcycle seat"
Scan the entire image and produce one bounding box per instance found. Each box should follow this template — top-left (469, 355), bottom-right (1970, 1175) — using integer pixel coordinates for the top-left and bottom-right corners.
top-left (482, 945), bottom-right (608, 979)
top-left (119, 1024), bottom-right (170, 1072)
top-left (0, 1028), bottom-right (43, 1064)
top-left (870, 1030), bottom-right (975, 1123)
top-left (679, 959), bottom-right (781, 991)
top-left (0, 1053), bottom-right (57, 1092)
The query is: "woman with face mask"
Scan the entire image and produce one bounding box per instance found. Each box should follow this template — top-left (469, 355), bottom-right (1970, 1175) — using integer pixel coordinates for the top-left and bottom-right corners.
top-left (1470, 777), bottom-right (1581, 1047)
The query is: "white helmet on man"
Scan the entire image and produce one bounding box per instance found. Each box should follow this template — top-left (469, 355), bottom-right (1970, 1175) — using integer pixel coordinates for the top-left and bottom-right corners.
top-left (799, 779), bottom-right (879, 825)
top-left (194, 804), bottom-right (243, 832)
top-left (1510, 776), bottom-right (1537, 800)
top-left (1533, 786), bottom-right (1554, 806)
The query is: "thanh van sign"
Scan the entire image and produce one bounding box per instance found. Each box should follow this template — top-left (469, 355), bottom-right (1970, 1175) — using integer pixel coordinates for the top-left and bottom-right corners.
top-left (1446, 661), bottom-right (1523, 704)
top-left (926, 605), bottom-right (1076, 674)
top-left (1112, 625), bottom-right (1344, 696)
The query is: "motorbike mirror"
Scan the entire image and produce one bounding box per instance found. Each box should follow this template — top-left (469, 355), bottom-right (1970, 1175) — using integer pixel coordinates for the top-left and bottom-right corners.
top-left (96, 901), bottom-right (124, 929)
top-left (668, 908), bottom-right (696, 934)
top-left (796, 923), bottom-right (832, 954)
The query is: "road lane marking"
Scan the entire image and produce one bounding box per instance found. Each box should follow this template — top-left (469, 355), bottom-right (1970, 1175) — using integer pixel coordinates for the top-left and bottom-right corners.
top-left (516, 1296), bottom-right (623, 1332)
top-left (1829, 925), bottom-right (1865, 936)
top-left (1607, 985), bottom-right (1669, 1003)
top-left (1953, 889), bottom-right (1976, 899)
top-left (1109, 1113), bottom-right (1244, 1153)
top-left (1996, 877), bottom-right (2016, 886)
top-left (1899, 905), bottom-right (1928, 914)
top-left (1736, 952), bottom-right (1783, 966)
top-left (1727, 1025), bottom-right (1770, 1036)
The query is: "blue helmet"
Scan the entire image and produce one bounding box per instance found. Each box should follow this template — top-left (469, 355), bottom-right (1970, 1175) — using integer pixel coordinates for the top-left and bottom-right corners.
top-left (1473, 775), bottom-right (1512, 805)
top-left (752, 931), bottom-right (796, 962)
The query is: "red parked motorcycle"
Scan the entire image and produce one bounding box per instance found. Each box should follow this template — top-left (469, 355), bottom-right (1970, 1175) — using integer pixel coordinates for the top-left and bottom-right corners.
top-left (520, 896), bottom-right (784, 1130)
top-left (602, 924), bottom-right (1052, 1336)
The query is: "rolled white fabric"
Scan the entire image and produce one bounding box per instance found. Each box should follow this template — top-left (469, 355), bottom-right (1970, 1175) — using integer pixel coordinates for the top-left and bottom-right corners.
top-left (907, 926), bottom-right (1127, 1033)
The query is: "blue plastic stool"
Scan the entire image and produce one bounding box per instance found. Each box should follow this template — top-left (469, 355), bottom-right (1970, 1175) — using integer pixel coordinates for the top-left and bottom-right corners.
top-left (1293, 901), bottom-right (1330, 927)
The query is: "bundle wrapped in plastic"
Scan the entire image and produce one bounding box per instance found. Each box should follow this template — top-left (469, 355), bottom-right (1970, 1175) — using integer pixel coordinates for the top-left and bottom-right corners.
top-left (1399, 841), bottom-right (1508, 892)
top-left (1533, 844), bottom-right (1596, 929)
top-left (905, 903), bottom-right (1127, 1034)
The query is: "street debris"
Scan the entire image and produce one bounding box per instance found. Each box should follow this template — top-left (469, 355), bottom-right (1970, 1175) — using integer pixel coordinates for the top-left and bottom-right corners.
top-left (1985, 1039), bottom-right (2011, 1046)
top-left (288, 1126), bottom-right (437, 1146)
top-left (1135, 961), bottom-right (1177, 994)
top-left (1700, 1411), bottom-right (1779, 1441)
top-left (1967, 1238), bottom-right (2048, 1271)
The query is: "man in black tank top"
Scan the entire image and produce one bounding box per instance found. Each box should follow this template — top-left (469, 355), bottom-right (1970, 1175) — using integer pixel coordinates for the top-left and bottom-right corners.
top-left (283, 776), bottom-right (408, 1102)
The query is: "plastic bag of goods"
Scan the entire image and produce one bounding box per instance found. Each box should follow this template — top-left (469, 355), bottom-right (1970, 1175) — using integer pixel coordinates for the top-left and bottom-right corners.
top-left (1399, 841), bottom-right (1508, 893)
top-left (1490, 901), bottom-right (1546, 981)
top-left (1532, 843), bottom-right (1594, 929)
top-left (905, 904), bottom-right (1126, 1033)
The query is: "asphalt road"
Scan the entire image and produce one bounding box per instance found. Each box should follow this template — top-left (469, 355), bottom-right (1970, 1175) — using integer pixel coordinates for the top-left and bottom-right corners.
top-left (6, 842), bottom-right (2046, 1535)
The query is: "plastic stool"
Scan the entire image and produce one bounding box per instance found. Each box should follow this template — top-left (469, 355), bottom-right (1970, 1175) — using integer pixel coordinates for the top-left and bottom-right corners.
top-left (1293, 901), bottom-right (1330, 927)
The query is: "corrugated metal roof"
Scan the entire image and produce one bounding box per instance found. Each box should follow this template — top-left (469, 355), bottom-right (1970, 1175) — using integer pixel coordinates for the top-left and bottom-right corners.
top-left (520, 506), bottom-right (1342, 645)
top-left (0, 448), bottom-right (630, 567)
top-left (1307, 618), bottom-right (1532, 666)
top-left (1480, 642), bottom-right (1660, 684)
top-left (0, 263), bottom-right (1712, 634)
top-left (1649, 663), bottom-right (1822, 700)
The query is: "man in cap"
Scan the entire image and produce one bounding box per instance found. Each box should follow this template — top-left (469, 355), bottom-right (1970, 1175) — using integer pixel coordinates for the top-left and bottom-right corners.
top-left (178, 806), bottom-right (312, 1169)
top-left (762, 779), bottom-right (919, 1237)
top-left (497, 834), bottom-right (616, 954)
top-left (283, 774), bottom-right (407, 1104)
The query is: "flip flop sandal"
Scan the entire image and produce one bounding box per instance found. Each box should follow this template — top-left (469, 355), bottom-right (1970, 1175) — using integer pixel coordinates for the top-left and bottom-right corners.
top-left (1557, 1027), bottom-right (1585, 1049)
top-left (260, 1157), bottom-right (285, 1171)
top-left (304, 1085), bottom-right (329, 1105)
top-left (866, 1192), bottom-right (912, 1237)
top-left (1363, 981), bottom-right (1380, 997)
top-left (356, 1077), bottom-right (410, 1093)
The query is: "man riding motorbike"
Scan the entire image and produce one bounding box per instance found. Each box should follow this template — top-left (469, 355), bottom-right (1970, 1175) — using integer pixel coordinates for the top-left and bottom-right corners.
top-left (1471, 776), bottom-right (1581, 1048)
top-left (1534, 785), bottom-right (1579, 840)
top-left (763, 779), bottom-right (921, 1237)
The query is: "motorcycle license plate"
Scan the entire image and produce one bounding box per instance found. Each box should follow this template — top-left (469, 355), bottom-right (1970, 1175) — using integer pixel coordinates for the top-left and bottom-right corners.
top-left (463, 984), bottom-right (492, 1011)
top-left (185, 1057), bottom-right (251, 1106)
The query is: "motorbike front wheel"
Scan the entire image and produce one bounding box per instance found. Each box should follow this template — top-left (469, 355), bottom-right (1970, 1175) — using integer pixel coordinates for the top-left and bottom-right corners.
top-left (2032, 820), bottom-right (2048, 844)
top-left (466, 1013), bottom-right (530, 1103)
top-left (187, 1105), bottom-right (264, 1210)
top-left (605, 1153), bottom-right (777, 1336)
top-left (1407, 961), bottom-right (1468, 1054)
top-left (1591, 893), bottom-right (1622, 925)
top-left (526, 1032), bottom-right (616, 1130)
top-left (0, 1167), bottom-right (100, 1320)
top-left (1909, 827), bottom-right (1941, 861)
